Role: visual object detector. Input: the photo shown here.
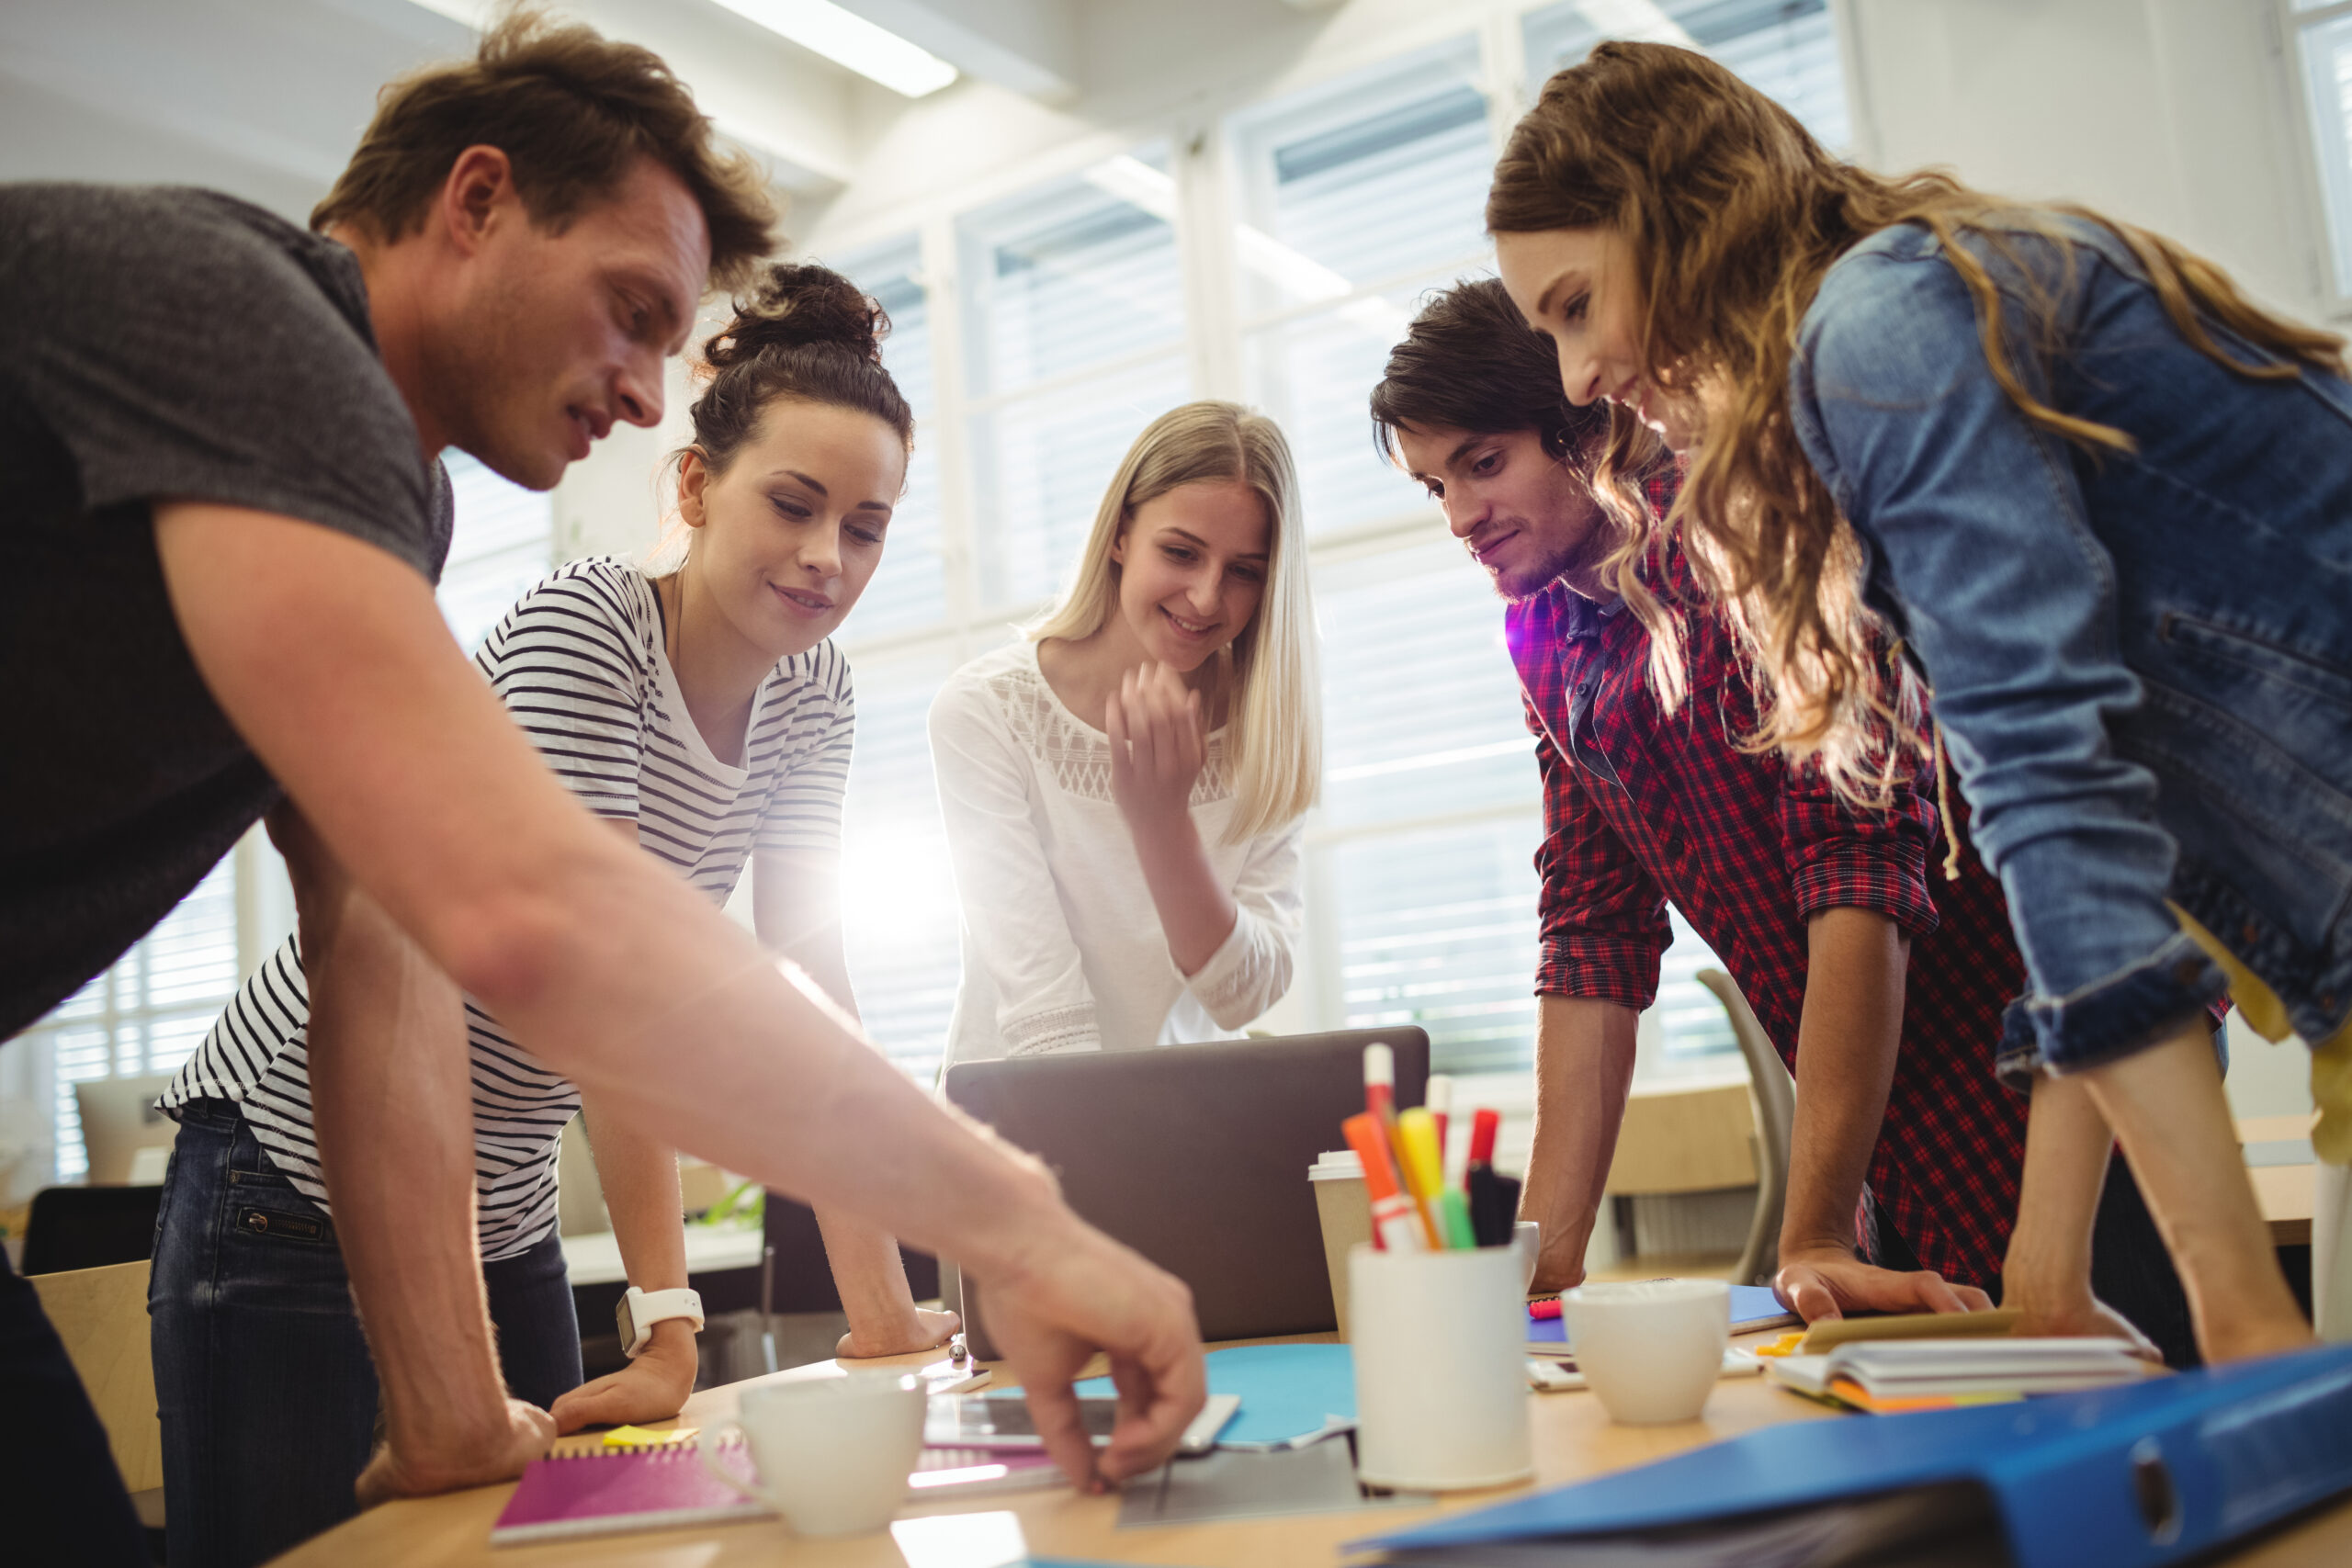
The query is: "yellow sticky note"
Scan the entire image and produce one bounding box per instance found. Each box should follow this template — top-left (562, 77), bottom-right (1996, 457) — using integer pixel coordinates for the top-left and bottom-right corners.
top-left (1754, 1331), bottom-right (1807, 1359)
top-left (602, 1424), bottom-right (697, 1449)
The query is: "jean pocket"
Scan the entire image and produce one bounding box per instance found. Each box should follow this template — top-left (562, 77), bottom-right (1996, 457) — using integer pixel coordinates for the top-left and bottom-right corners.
top-left (2157, 610), bottom-right (2352, 716)
top-left (231, 1203), bottom-right (337, 1247)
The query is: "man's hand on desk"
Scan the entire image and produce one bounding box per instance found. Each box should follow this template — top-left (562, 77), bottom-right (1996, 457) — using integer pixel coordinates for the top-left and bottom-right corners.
top-left (1774, 1245), bottom-right (1993, 1324)
top-left (549, 1321), bottom-right (700, 1435)
top-left (355, 1397), bottom-right (555, 1508)
top-left (978, 1216), bottom-right (1204, 1493)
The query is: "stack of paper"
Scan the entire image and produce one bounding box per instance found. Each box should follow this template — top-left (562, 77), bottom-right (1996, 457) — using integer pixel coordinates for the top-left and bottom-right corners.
top-left (1770, 1337), bottom-right (2151, 1413)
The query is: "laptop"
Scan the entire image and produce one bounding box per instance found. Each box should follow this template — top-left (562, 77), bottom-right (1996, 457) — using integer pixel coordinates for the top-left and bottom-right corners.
top-left (942, 1028), bottom-right (1430, 1359)
top-left (75, 1074), bottom-right (181, 1185)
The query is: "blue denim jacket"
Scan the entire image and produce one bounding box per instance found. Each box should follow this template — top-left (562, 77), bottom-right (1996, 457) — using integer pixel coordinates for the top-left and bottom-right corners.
top-left (1790, 215), bottom-right (2352, 1081)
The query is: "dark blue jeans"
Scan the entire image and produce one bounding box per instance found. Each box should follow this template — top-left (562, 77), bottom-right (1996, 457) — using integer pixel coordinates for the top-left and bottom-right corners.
top-left (150, 1100), bottom-right (582, 1568)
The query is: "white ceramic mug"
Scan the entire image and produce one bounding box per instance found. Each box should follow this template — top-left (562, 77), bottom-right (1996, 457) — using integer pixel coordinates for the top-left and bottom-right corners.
top-left (698, 1371), bottom-right (925, 1537)
top-left (1350, 1242), bottom-right (1533, 1490)
top-left (1512, 1220), bottom-right (1542, 1292)
top-left (1560, 1279), bottom-right (1729, 1425)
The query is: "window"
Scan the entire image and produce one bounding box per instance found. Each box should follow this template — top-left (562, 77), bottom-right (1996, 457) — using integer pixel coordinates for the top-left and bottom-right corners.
top-left (958, 144), bottom-right (1191, 607)
top-left (1227, 38), bottom-right (1497, 536)
top-left (835, 644), bottom-right (984, 1085)
top-left (437, 451), bottom-right (558, 653)
top-left (834, 237), bottom-right (950, 637)
top-left (1524, 0), bottom-right (1852, 152)
top-left (2293, 1), bottom-right (2352, 301)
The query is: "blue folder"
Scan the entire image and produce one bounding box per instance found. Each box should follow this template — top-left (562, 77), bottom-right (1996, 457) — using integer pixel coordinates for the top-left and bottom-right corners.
top-left (1353, 1345), bottom-right (2352, 1568)
top-left (1076, 1342), bottom-right (1354, 1447)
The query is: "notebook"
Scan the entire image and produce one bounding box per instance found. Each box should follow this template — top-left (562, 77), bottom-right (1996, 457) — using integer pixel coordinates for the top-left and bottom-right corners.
top-left (1524, 1282), bottom-right (1798, 1358)
top-left (1769, 1337), bottom-right (2152, 1413)
top-left (1075, 1342), bottom-right (1354, 1449)
top-left (489, 1438), bottom-right (1063, 1544)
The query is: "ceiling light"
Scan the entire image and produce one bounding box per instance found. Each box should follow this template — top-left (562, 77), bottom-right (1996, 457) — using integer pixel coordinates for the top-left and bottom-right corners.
top-left (707, 0), bottom-right (959, 97)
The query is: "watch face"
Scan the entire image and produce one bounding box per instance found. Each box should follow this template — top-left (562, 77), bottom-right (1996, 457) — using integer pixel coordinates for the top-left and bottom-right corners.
top-left (616, 1294), bottom-right (636, 1347)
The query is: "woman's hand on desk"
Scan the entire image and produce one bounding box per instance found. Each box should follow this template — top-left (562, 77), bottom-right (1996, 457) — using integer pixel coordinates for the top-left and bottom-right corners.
top-left (1774, 1246), bottom-right (1993, 1324)
top-left (548, 1321), bottom-right (699, 1435)
top-left (356, 1396), bottom-right (554, 1507)
top-left (978, 1216), bottom-right (1204, 1492)
top-left (837, 1305), bottom-right (962, 1359)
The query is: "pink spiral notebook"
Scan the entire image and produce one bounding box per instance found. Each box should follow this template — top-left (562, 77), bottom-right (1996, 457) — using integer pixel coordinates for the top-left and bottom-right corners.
top-left (490, 1438), bottom-right (1063, 1545)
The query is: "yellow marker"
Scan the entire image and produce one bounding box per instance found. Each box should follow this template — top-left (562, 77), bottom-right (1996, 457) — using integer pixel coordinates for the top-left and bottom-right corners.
top-left (1395, 1108), bottom-right (1448, 1246)
top-left (602, 1424), bottom-right (698, 1449)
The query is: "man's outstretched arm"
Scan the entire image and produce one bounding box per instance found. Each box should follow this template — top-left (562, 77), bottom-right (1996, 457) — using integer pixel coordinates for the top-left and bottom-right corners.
top-left (155, 502), bottom-right (1203, 1492)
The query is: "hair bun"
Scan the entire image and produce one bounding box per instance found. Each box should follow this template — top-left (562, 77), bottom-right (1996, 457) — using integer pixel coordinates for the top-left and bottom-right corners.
top-left (703, 261), bottom-right (888, 370)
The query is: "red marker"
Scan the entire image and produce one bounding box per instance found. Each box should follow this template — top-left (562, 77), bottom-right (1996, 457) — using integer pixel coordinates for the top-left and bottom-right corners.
top-left (1363, 1043), bottom-right (1397, 1132)
top-left (1470, 1107), bottom-right (1500, 1169)
top-left (1343, 1112), bottom-right (1426, 1253)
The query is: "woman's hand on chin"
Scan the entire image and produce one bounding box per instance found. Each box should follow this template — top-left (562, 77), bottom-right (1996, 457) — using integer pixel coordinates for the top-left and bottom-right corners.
top-left (1107, 661), bottom-right (1207, 831)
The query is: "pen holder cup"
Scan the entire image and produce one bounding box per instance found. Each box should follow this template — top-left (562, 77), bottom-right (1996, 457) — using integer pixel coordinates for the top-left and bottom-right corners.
top-left (1309, 1154), bottom-right (1372, 1337)
top-left (1348, 1242), bottom-right (1533, 1491)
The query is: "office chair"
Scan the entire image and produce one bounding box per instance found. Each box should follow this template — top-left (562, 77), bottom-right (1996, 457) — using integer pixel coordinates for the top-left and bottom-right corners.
top-left (20, 1184), bottom-right (164, 1275)
top-left (1697, 968), bottom-right (1796, 1289)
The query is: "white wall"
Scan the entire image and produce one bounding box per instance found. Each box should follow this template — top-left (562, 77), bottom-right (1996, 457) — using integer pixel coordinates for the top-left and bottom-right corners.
top-left (1847, 0), bottom-right (2328, 321)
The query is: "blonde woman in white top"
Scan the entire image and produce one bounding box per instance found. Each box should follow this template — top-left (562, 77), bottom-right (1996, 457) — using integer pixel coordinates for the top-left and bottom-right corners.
top-left (932, 400), bottom-right (1322, 1066)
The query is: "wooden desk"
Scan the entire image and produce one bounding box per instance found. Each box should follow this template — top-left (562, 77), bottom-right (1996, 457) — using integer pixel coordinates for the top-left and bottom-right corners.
top-left (2240, 1113), bottom-right (2320, 1247)
top-left (270, 1332), bottom-right (2352, 1567)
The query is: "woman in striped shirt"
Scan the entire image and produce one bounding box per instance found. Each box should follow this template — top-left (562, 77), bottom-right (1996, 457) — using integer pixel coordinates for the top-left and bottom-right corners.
top-left (150, 264), bottom-right (949, 1568)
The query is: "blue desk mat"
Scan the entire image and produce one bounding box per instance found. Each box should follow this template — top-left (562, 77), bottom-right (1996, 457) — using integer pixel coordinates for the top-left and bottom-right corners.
top-left (1075, 1342), bottom-right (1354, 1447)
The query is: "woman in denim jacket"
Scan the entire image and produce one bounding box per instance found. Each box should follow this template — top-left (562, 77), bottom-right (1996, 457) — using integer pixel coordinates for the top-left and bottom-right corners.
top-left (1484, 40), bottom-right (2350, 1364)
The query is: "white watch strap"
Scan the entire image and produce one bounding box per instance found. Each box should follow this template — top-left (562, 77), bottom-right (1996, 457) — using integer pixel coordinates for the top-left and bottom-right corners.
top-left (621, 1286), bottom-right (705, 1359)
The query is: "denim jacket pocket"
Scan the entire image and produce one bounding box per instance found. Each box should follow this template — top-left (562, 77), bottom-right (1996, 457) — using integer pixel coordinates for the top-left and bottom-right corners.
top-left (2156, 611), bottom-right (2352, 717)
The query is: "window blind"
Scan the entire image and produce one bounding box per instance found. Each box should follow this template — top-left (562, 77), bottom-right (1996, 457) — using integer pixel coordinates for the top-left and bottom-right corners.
top-left (835, 238), bottom-right (948, 637)
top-left (834, 647), bottom-right (984, 1084)
top-left (1229, 39), bottom-right (1498, 536)
top-left (1523, 0), bottom-right (1852, 152)
top-left (437, 451), bottom-right (557, 653)
top-left (959, 146), bottom-right (1189, 607)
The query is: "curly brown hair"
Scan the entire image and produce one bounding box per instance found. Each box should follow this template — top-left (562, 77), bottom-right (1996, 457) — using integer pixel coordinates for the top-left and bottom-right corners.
top-left (1487, 40), bottom-right (2345, 802)
top-left (313, 8), bottom-right (776, 292)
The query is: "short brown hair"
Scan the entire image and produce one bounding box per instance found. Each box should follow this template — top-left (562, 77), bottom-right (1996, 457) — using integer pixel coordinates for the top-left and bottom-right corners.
top-left (313, 9), bottom-right (777, 290)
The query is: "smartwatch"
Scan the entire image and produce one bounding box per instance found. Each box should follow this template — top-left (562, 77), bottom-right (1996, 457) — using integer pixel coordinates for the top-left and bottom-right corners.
top-left (616, 1285), bottom-right (705, 1359)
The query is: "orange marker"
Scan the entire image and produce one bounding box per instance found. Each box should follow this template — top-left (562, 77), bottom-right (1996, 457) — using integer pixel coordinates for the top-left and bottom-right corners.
top-left (1343, 1113), bottom-right (1427, 1253)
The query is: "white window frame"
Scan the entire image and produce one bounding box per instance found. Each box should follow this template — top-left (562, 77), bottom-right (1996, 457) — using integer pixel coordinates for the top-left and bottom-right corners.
top-left (2280, 0), bottom-right (2352, 318)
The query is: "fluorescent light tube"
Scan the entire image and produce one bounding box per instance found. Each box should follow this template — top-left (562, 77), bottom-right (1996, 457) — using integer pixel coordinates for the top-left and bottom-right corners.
top-left (708, 0), bottom-right (959, 97)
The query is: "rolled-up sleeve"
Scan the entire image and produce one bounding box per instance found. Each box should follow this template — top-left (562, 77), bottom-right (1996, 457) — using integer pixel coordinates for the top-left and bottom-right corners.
top-left (1183, 817), bottom-right (1304, 1029)
top-left (1792, 235), bottom-right (2224, 1078)
top-left (1528, 694), bottom-right (1671, 1007)
top-left (1779, 750), bottom-right (1940, 939)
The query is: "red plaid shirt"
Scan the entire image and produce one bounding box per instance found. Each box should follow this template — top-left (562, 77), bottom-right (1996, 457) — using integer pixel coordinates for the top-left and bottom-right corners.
top-left (1506, 480), bottom-right (2029, 1290)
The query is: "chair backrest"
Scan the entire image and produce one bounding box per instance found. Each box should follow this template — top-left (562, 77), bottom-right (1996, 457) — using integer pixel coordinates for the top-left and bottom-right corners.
top-left (1697, 968), bottom-right (1796, 1287)
top-left (28, 1258), bottom-right (162, 1494)
top-left (21, 1184), bottom-right (163, 1276)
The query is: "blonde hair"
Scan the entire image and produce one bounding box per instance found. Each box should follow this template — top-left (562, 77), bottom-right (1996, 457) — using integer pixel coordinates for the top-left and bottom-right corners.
top-left (1029, 401), bottom-right (1322, 842)
top-left (1487, 41), bottom-right (2345, 804)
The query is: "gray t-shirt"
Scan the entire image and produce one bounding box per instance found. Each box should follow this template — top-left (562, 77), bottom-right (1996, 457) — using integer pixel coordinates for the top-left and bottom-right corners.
top-left (0, 184), bottom-right (453, 1039)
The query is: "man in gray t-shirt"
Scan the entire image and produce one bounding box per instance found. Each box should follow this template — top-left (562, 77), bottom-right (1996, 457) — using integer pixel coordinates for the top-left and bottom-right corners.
top-left (0, 184), bottom-right (454, 1042)
top-left (3, 16), bottom-right (1209, 1568)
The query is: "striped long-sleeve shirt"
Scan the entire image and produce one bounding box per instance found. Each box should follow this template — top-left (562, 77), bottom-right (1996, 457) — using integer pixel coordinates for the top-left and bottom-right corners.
top-left (162, 557), bottom-right (854, 1259)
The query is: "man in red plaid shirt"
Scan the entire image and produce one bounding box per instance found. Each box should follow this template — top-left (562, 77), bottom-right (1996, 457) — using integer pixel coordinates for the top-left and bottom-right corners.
top-left (1373, 279), bottom-right (2191, 1360)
